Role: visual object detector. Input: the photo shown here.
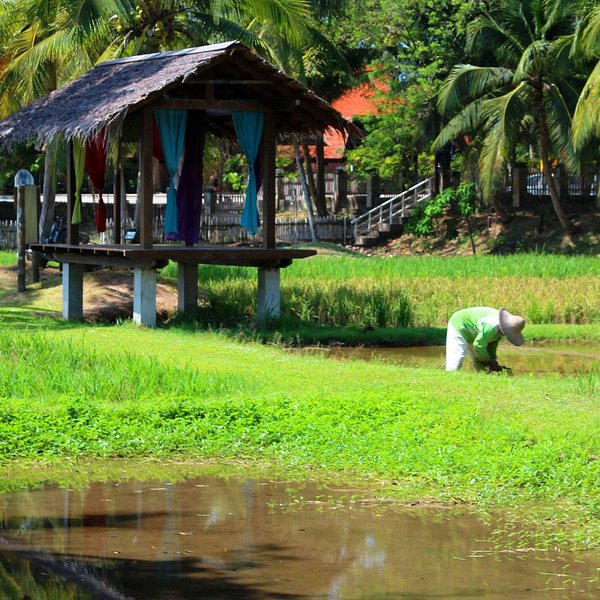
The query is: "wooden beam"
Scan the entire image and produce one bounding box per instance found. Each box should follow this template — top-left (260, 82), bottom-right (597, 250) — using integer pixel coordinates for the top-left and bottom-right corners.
top-left (262, 111), bottom-right (276, 249)
top-left (113, 151), bottom-right (122, 244)
top-left (154, 98), bottom-right (272, 111)
top-left (139, 107), bottom-right (154, 249)
top-left (66, 140), bottom-right (79, 245)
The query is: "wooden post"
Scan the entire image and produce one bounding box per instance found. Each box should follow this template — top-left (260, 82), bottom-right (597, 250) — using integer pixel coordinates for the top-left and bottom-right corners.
top-left (66, 139), bottom-right (79, 245)
top-left (139, 107), bottom-right (154, 249)
top-left (262, 111), bottom-right (276, 249)
top-left (16, 186), bottom-right (26, 293)
top-left (113, 149), bottom-right (122, 244)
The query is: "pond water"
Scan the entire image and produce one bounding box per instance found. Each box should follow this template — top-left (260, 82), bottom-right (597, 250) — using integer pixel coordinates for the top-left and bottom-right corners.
top-left (0, 471), bottom-right (599, 599)
top-left (303, 341), bottom-right (600, 376)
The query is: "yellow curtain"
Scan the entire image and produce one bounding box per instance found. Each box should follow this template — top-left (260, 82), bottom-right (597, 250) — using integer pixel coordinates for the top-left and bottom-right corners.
top-left (71, 140), bottom-right (86, 225)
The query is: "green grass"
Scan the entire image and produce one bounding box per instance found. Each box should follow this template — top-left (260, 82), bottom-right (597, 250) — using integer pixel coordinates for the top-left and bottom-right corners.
top-left (0, 250), bottom-right (16, 266)
top-left (0, 321), bottom-right (599, 548)
top-left (0, 251), bottom-right (599, 549)
top-left (160, 253), bottom-right (600, 329)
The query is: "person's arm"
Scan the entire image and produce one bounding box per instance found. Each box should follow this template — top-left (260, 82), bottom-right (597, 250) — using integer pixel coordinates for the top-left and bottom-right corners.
top-left (472, 325), bottom-right (499, 364)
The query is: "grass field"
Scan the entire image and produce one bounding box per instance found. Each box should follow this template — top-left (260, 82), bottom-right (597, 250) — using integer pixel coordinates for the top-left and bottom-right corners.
top-left (0, 249), bottom-right (599, 549)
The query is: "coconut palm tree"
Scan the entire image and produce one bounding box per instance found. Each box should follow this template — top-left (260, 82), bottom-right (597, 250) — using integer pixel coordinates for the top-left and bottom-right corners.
top-left (0, 0), bottom-right (121, 239)
top-left (433, 0), bottom-right (584, 234)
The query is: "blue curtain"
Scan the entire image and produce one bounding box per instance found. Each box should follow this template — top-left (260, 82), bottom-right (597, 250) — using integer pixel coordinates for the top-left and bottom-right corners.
top-left (232, 111), bottom-right (264, 235)
top-left (154, 109), bottom-right (187, 236)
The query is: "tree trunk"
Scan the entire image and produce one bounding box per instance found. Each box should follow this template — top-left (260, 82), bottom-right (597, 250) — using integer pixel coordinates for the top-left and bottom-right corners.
top-left (294, 141), bottom-right (318, 242)
top-left (538, 105), bottom-right (578, 234)
top-left (302, 141), bottom-right (324, 216)
top-left (38, 140), bottom-right (58, 242)
top-left (315, 135), bottom-right (328, 216)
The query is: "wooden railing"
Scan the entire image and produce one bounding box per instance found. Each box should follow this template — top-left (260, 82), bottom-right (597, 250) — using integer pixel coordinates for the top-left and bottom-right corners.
top-left (350, 177), bottom-right (434, 240)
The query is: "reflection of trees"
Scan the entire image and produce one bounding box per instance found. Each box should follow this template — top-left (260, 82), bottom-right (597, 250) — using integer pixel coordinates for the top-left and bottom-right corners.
top-left (0, 549), bottom-right (93, 599)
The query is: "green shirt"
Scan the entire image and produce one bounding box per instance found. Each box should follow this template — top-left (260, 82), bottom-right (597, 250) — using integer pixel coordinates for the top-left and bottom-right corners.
top-left (448, 307), bottom-right (502, 364)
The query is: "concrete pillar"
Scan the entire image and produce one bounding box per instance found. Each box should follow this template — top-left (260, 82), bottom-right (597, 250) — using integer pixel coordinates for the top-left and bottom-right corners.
top-left (177, 262), bottom-right (198, 316)
top-left (62, 263), bottom-right (84, 320)
top-left (257, 268), bottom-right (280, 322)
top-left (133, 267), bottom-right (156, 327)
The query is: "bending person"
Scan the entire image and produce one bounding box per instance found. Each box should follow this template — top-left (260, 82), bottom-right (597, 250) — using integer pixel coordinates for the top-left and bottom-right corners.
top-left (446, 307), bottom-right (525, 372)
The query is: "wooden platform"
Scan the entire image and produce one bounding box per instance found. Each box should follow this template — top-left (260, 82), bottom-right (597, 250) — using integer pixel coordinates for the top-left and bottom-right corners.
top-left (30, 243), bottom-right (316, 269)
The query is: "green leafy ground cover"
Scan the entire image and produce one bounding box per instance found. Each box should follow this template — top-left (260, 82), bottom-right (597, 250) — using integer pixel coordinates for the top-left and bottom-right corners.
top-left (0, 250), bottom-right (599, 548)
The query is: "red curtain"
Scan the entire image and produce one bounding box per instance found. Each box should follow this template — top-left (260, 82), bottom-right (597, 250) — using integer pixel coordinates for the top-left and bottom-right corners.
top-left (85, 132), bottom-right (107, 233)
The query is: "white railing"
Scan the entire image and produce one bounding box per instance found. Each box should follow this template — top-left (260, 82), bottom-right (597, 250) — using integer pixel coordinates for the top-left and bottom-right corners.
top-left (350, 177), bottom-right (434, 239)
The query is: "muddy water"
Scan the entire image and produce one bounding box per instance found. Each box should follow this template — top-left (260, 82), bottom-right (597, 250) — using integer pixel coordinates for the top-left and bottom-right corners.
top-left (0, 473), bottom-right (599, 599)
top-left (307, 342), bottom-right (600, 375)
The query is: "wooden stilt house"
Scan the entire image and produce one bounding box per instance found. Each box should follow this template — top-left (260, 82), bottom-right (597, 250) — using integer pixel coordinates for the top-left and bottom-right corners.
top-left (0, 41), bottom-right (354, 326)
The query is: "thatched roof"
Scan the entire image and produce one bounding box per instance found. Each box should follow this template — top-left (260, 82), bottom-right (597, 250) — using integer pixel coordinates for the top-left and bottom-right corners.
top-left (0, 41), bottom-right (356, 148)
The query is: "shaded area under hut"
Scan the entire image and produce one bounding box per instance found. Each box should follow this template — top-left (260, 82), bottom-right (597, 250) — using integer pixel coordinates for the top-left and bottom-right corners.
top-left (0, 41), bottom-right (355, 326)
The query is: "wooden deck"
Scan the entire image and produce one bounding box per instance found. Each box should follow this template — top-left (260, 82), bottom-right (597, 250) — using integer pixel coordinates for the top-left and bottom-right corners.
top-left (30, 243), bottom-right (316, 269)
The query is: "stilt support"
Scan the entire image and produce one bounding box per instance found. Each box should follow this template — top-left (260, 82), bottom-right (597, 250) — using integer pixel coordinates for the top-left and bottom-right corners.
top-left (257, 267), bottom-right (280, 323)
top-left (133, 267), bottom-right (157, 327)
top-left (62, 263), bottom-right (84, 320)
top-left (177, 263), bottom-right (198, 316)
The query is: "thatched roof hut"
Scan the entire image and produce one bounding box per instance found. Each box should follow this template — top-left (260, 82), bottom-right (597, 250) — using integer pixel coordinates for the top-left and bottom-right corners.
top-left (0, 40), bottom-right (354, 147)
top-left (2, 41), bottom-right (354, 327)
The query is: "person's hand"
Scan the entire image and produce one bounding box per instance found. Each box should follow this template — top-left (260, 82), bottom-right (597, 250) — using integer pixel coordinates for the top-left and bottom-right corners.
top-left (485, 359), bottom-right (502, 373)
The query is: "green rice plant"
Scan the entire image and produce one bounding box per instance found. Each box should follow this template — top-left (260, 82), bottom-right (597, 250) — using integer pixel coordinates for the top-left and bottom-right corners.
top-left (156, 255), bottom-right (600, 328)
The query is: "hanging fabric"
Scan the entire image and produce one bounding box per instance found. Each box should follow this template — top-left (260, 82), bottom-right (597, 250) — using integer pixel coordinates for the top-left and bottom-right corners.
top-left (154, 108), bottom-right (187, 236)
top-left (232, 111), bottom-right (264, 235)
top-left (152, 119), bottom-right (165, 161)
top-left (85, 131), bottom-right (107, 233)
top-left (71, 140), bottom-right (86, 225)
top-left (176, 110), bottom-right (207, 244)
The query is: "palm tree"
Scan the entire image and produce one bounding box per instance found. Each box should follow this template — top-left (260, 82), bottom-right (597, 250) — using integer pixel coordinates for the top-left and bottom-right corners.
top-left (0, 0), bottom-right (121, 239)
top-left (433, 0), bottom-right (584, 234)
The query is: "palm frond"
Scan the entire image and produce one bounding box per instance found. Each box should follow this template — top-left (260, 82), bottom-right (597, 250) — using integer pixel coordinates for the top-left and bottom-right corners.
top-left (478, 83), bottom-right (530, 200)
top-left (437, 64), bottom-right (513, 116)
top-left (544, 82), bottom-right (576, 170)
top-left (432, 98), bottom-right (487, 152)
top-left (572, 59), bottom-right (600, 149)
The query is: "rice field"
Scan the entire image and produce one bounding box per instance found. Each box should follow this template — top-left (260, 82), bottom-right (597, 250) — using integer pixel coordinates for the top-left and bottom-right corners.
top-left (162, 253), bottom-right (600, 327)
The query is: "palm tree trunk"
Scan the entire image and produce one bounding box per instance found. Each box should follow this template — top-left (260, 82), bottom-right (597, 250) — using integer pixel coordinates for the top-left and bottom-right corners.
top-left (538, 108), bottom-right (578, 234)
top-left (38, 140), bottom-right (58, 242)
top-left (302, 140), bottom-right (324, 216)
top-left (294, 141), bottom-right (318, 242)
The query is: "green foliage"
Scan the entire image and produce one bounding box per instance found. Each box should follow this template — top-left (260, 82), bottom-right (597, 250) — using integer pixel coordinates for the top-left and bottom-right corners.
top-left (404, 181), bottom-right (478, 236)
top-left (0, 322), bottom-right (599, 547)
top-left (222, 154), bottom-right (247, 192)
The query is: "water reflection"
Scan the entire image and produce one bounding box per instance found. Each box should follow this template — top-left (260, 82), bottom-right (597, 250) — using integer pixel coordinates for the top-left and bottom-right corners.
top-left (304, 342), bottom-right (600, 375)
top-left (0, 474), bottom-right (598, 598)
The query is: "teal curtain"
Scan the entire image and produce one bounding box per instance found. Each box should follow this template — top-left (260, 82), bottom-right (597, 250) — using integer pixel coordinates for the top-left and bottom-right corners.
top-left (154, 109), bottom-right (187, 236)
top-left (232, 111), bottom-right (264, 235)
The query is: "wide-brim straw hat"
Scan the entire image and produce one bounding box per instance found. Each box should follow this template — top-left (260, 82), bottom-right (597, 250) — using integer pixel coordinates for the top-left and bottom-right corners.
top-left (499, 308), bottom-right (526, 346)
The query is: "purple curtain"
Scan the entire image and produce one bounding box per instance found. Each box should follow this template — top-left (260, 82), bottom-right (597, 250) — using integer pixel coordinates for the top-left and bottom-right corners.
top-left (176, 110), bottom-right (207, 244)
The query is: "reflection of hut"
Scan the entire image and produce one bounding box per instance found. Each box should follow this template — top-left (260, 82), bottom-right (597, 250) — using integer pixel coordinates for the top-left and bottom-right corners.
top-left (0, 41), bottom-right (354, 326)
